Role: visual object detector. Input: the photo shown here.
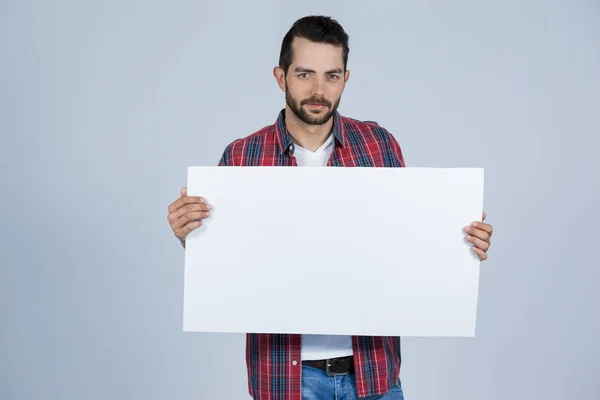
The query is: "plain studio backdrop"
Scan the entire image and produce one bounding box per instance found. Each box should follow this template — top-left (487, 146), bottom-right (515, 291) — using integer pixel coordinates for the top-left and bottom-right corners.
top-left (1, 1), bottom-right (598, 399)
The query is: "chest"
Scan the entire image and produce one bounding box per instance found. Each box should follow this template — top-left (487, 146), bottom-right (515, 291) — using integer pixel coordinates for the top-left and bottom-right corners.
top-left (238, 142), bottom-right (388, 167)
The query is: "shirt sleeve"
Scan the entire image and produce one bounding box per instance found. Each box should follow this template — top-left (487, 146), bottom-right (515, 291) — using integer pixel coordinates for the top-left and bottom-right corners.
top-left (217, 143), bottom-right (234, 166)
top-left (364, 120), bottom-right (406, 168)
top-left (388, 134), bottom-right (406, 167)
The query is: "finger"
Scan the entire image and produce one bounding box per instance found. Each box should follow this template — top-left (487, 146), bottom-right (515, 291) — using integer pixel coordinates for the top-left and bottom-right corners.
top-left (173, 210), bottom-right (211, 229)
top-left (168, 194), bottom-right (207, 214)
top-left (469, 221), bottom-right (493, 236)
top-left (472, 246), bottom-right (488, 261)
top-left (464, 226), bottom-right (490, 242)
top-left (482, 211), bottom-right (486, 221)
top-left (169, 202), bottom-right (212, 221)
top-left (181, 187), bottom-right (187, 197)
top-left (170, 207), bottom-right (212, 229)
top-left (465, 234), bottom-right (490, 251)
top-left (174, 220), bottom-right (202, 239)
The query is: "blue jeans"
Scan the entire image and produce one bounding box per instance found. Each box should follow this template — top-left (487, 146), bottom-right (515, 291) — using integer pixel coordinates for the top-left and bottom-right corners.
top-left (302, 365), bottom-right (405, 400)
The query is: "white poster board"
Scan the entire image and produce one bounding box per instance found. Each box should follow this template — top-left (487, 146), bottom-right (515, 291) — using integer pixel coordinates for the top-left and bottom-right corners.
top-left (183, 166), bottom-right (484, 337)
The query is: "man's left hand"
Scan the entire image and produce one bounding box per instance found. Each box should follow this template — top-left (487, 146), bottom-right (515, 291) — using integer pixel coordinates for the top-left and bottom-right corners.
top-left (464, 212), bottom-right (493, 261)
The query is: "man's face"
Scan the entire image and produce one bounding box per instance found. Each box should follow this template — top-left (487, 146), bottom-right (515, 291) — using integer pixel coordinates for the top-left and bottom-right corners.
top-left (280, 37), bottom-right (349, 126)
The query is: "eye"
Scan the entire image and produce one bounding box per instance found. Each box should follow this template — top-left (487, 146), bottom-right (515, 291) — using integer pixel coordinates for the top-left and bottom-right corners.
top-left (329, 74), bottom-right (340, 80)
top-left (298, 73), bottom-right (310, 79)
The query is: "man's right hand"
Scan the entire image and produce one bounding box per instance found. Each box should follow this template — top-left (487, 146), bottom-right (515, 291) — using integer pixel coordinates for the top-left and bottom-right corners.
top-left (167, 187), bottom-right (212, 247)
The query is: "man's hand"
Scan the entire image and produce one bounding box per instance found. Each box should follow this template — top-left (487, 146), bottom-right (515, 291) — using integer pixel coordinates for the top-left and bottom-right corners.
top-left (464, 212), bottom-right (493, 261)
top-left (167, 187), bottom-right (212, 247)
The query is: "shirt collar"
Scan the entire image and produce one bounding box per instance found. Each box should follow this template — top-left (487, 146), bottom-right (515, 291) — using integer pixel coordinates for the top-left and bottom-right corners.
top-left (275, 108), bottom-right (346, 155)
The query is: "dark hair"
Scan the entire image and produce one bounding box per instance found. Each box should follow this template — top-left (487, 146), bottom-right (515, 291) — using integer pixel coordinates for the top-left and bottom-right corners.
top-left (278, 15), bottom-right (350, 74)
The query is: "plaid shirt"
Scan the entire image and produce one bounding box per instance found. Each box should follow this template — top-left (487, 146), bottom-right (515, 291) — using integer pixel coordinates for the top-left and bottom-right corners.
top-left (217, 109), bottom-right (406, 399)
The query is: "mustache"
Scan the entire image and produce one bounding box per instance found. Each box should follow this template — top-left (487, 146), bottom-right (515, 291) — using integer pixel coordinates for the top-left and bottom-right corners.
top-left (301, 97), bottom-right (331, 107)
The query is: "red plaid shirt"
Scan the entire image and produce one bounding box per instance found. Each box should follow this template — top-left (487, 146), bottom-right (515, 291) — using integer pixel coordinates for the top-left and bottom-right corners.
top-left (217, 109), bottom-right (406, 399)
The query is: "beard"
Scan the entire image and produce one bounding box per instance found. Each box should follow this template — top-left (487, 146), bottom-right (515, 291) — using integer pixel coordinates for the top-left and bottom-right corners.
top-left (285, 83), bottom-right (341, 126)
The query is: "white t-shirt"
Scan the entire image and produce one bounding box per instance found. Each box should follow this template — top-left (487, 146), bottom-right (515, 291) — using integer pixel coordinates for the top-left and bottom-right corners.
top-left (292, 133), bottom-right (354, 361)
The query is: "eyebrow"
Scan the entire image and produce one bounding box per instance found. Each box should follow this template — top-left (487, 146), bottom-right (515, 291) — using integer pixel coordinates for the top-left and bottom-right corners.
top-left (294, 67), bottom-right (343, 74)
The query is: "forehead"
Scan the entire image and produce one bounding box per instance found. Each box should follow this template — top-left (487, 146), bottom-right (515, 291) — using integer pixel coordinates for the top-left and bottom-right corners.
top-left (290, 37), bottom-right (344, 69)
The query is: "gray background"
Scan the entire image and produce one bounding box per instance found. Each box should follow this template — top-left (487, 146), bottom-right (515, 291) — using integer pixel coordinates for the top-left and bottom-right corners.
top-left (1, 1), bottom-right (599, 399)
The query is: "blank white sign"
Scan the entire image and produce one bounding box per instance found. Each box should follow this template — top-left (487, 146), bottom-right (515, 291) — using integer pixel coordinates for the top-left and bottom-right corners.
top-left (183, 166), bottom-right (484, 337)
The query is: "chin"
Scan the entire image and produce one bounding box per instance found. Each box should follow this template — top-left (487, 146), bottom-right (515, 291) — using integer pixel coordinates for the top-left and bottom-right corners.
top-left (308, 117), bottom-right (331, 126)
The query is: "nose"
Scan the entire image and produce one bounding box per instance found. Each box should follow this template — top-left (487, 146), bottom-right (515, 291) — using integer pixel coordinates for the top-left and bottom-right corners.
top-left (311, 76), bottom-right (325, 96)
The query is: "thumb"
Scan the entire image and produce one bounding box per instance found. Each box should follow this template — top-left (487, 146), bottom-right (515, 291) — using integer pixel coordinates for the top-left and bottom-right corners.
top-left (181, 187), bottom-right (187, 197)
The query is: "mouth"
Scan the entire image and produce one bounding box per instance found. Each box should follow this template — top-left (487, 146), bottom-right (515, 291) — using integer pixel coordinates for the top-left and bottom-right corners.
top-left (305, 103), bottom-right (328, 110)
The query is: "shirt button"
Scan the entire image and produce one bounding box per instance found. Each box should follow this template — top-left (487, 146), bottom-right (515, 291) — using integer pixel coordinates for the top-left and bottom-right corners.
top-left (292, 360), bottom-right (298, 366)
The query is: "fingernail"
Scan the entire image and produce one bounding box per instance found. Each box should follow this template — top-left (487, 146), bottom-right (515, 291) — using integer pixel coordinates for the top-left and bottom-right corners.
top-left (466, 235), bottom-right (472, 240)
top-left (207, 204), bottom-right (212, 210)
top-left (471, 222), bottom-right (478, 227)
top-left (200, 198), bottom-right (206, 203)
top-left (464, 227), bottom-right (470, 232)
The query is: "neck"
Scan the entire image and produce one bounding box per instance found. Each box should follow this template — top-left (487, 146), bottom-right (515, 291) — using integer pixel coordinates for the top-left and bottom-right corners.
top-left (284, 106), bottom-right (334, 152)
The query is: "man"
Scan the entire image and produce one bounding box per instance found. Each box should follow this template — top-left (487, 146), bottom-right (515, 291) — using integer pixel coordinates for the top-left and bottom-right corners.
top-left (167, 15), bottom-right (493, 400)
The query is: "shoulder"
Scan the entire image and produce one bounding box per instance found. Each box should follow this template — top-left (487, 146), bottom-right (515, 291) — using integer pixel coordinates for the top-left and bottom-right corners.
top-left (340, 115), bottom-right (401, 144)
top-left (226, 123), bottom-right (276, 151)
top-left (340, 114), bottom-right (406, 167)
top-left (217, 123), bottom-right (277, 166)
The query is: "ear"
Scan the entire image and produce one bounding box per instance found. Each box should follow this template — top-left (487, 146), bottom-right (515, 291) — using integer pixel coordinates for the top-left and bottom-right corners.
top-left (273, 66), bottom-right (286, 92)
top-left (344, 69), bottom-right (350, 83)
